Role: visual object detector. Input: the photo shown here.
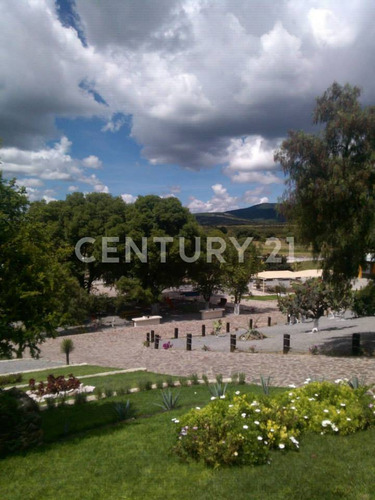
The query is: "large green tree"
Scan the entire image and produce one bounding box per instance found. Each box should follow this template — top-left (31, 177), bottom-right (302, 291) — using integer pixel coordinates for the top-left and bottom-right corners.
top-left (0, 173), bottom-right (84, 358)
top-left (275, 82), bottom-right (375, 280)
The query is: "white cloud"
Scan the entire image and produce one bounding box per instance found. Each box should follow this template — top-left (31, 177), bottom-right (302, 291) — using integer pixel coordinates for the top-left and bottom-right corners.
top-left (121, 193), bottom-right (138, 204)
top-left (188, 183), bottom-right (239, 213)
top-left (68, 185), bottom-right (79, 192)
top-left (1, 137), bottom-right (108, 197)
top-left (1, 0), bottom-right (374, 195)
top-left (82, 155), bottom-right (102, 169)
top-left (308, 8), bottom-right (356, 48)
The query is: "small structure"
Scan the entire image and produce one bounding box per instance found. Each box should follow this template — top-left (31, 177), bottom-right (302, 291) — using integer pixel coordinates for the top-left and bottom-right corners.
top-left (200, 308), bottom-right (225, 320)
top-left (132, 315), bottom-right (162, 327)
top-left (255, 269), bottom-right (323, 292)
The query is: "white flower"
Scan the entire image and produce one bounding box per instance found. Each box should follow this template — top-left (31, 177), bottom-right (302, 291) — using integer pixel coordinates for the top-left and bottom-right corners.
top-left (255, 409), bottom-right (261, 413)
top-left (314, 393), bottom-right (319, 397)
top-left (290, 436), bottom-right (299, 448)
top-left (257, 436), bottom-right (263, 441)
top-left (288, 392), bottom-right (294, 396)
top-left (265, 441), bottom-right (268, 445)
top-left (322, 420), bottom-right (331, 427)
top-left (332, 425), bottom-right (339, 432)
top-left (254, 420), bottom-right (260, 425)
top-left (336, 409), bottom-right (341, 414)
top-left (291, 406), bottom-right (296, 410)
top-left (235, 391), bottom-right (240, 395)
top-left (196, 407), bottom-right (201, 410)
top-left (229, 404), bottom-right (233, 408)
top-left (270, 428), bottom-right (274, 432)
top-left (220, 395), bottom-right (225, 399)
top-left (308, 398), bottom-right (315, 401)
top-left (340, 403), bottom-right (346, 407)
top-left (304, 416), bottom-right (309, 419)
top-left (174, 419), bottom-right (180, 423)
top-left (211, 396), bottom-right (216, 400)
top-left (243, 425), bottom-right (249, 429)
top-left (289, 384), bottom-right (296, 388)
top-left (347, 417), bottom-right (351, 421)
top-left (194, 392), bottom-right (197, 394)
top-left (241, 413), bottom-right (247, 418)
top-left (335, 379), bottom-right (343, 384)
top-left (279, 443), bottom-right (285, 449)
top-left (291, 399), bottom-right (295, 403)
top-left (323, 409), bottom-right (329, 413)
top-left (233, 451), bottom-right (238, 456)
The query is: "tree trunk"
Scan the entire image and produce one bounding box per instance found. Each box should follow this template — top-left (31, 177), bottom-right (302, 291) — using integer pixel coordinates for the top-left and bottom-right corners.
top-left (313, 317), bottom-right (320, 331)
top-left (66, 352), bottom-right (70, 365)
top-left (234, 302), bottom-right (240, 315)
top-left (151, 303), bottom-right (160, 315)
top-left (205, 301), bottom-right (210, 310)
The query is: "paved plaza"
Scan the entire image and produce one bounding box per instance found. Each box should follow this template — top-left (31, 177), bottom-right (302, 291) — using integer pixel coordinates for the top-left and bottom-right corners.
top-left (4, 301), bottom-right (375, 387)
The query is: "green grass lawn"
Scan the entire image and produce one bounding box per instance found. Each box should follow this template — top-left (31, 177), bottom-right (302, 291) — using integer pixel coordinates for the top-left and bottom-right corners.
top-left (1, 364), bottom-right (119, 386)
top-left (2, 377), bottom-right (375, 499)
top-left (244, 294), bottom-right (279, 301)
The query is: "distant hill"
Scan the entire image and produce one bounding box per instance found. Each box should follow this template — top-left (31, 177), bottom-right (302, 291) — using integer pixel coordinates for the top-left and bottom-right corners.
top-left (194, 202), bottom-right (284, 226)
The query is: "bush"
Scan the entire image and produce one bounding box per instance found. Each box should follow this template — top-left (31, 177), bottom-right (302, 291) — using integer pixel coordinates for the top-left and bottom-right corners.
top-left (353, 281), bottom-right (375, 316)
top-left (0, 388), bottom-right (43, 457)
top-left (74, 392), bottom-right (88, 405)
top-left (189, 373), bottom-right (199, 385)
top-left (29, 374), bottom-right (81, 396)
top-left (113, 400), bottom-right (136, 421)
top-left (0, 373), bottom-right (22, 387)
top-left (174, 382), bottom-right (375, 467)
top-left (155, 389), bottom-right (180, 411)
top-left (139, 380), bottom-right (153, 391)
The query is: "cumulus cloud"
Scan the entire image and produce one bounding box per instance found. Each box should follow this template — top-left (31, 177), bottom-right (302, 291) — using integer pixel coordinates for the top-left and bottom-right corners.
top-left (1, 0), bottom-right (374, 195)
top-left (1, 137), bottom-right (108, 195)
top-left (82, 155), bottom-right (102, 169)
top-left (187, 183), bottom-right (268, 213)
top-left (121, 193), bottom-right (138, 204)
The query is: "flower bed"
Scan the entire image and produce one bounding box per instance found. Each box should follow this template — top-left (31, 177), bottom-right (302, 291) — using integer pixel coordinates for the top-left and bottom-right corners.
top-left (27, 374), bottom-right (95, 403)
top-left (174, 381), bottom-right (375, 467)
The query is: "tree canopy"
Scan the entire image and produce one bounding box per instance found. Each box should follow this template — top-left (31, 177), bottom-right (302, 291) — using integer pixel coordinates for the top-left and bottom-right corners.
top-left (275, 82), bottom-right (375, 280)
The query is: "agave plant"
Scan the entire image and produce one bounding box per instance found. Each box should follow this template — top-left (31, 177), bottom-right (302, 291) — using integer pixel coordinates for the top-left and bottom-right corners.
top-left (154, 389), bottom-right (180, 411)
top-left (259, 375), bottom-right (272, 396)
top-left (208, 382), bottom-right (227, 398)
top-left (113, 399), bottom-right (136, 421)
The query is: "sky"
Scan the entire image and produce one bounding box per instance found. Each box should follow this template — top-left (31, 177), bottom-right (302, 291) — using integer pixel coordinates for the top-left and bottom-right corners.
top-left (0, 0), bottom-right (374, 212)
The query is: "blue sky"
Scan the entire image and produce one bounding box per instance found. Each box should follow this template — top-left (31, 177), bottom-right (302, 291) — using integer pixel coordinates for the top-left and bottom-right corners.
top-left (1, 0), bottom-right (374, 212)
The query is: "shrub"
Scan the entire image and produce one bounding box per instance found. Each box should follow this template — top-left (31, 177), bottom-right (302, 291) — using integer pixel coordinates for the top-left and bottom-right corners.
top-left (94, 387), bottom-right (103, 400)
top-left (231, 372), bottom-right (239, 384)
top-left (215, 374), bottom-right (223, 384)
top-left (174, 381), bottom-right (375, 467)
top-left (238, 373), bottom-right (246, 385)
top-left (74, 392), bottom-right (88, 405)
top-left (139, 380), bottom-right (153, 391)
top-left (165, 377), bottom-right (174, 388)
top-left (179, 378), bottom-right (188, 387)
top-left (29, 374), bottom-right (81, 396)
top-left (0, 373), bottom-right (22, 387)
top-left (353, 281), bottom-right (375, 316)
top-left (155, 389), bottom-right (180, 411)
top-left (189, 373), bottom-right (199, 385)
top-left (113, 400), bottom-right (136, 421)
top-left (202, 374), bottom-right (209, 385)
top-left (260, 375), bottom-right (272, 396)
top-left (156, 380), bottom-right (164, 390)
top-left (116, 387), bottom-right (130, 396)
top-left (0, 388), bottom-right (43, 457)
top-left (104, 388), bottom-right (114, 398)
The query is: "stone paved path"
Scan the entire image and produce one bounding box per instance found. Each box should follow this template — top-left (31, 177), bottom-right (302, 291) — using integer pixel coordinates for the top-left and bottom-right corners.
top-left (34, 302), bottom-right (375, 387)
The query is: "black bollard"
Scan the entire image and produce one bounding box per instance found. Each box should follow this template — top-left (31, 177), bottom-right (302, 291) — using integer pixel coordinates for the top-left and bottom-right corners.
top-left (283, 334), bottom-right (290, 354)
top-left (202, 324), bottom-right (206, 337)
top-left (174, 327), bottom-right (179, 339)
top-left (150, 330), bottom-right (155, 343)
top-left (249, 318), bottom-right (253, 330)
top-left (146, 332), bottom-right (150, 343)
top-left (226, 322), bottom-right (230, 333)
top-left (352, 333), bottom-right (361, 356)
top-left (268, 316), bottom-right (272, 327)
top-left (186, 333), bottom-right (192, 351)
top-left (154, 335), bottom-right (160, 349)
top-left (230, 334), bottom-right (236, 352)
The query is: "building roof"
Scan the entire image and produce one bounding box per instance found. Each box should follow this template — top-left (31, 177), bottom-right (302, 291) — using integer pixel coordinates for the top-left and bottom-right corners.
top-left (256, 269), bottom-right (323, 280)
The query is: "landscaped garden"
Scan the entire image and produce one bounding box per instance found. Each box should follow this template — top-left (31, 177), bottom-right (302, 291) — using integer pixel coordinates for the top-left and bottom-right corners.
top-left (1, 367), bottom-right (375, 499)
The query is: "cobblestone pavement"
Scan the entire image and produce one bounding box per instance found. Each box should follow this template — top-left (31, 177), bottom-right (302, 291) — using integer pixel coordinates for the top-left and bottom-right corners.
top-left (34, 302), bottom-right (375, 387)
top-left (0, 358), bottom-right (65, 375)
